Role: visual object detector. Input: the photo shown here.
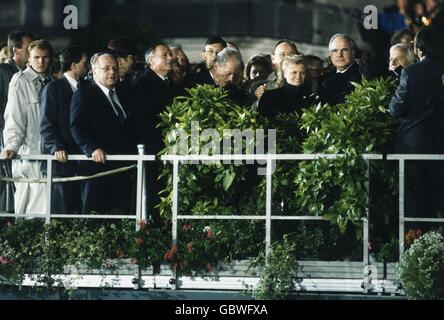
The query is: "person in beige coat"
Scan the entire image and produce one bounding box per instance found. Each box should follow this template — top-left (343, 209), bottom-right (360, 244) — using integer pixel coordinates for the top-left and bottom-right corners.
top-left (1, 40), bottom-right (53, 214)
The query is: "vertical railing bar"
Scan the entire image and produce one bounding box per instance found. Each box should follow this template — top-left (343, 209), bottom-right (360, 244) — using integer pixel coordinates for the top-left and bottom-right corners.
top-left (136, 145), bottom-right (144, 230)
top-left (363, 158), bottom-right (370, 293)
top-left (133, 145), bottom-right (146, 291)
top-left (265, 156), bottom-right (273, 259)
top-left (399, 159), bottom-right (405, 262)
top-left (45, 158), bottom-right (53, 224)
top-left (171, 159), bottom-right (179, 290)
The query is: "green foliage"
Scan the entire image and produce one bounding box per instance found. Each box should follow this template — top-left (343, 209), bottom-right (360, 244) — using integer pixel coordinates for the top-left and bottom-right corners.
top-left (252, 235), bottom-right (302, 300)
top-left (399, 231), bottom-right (444, 299)
top-left (163, 220), bottom-right (264, 276)
top-left (157, 84), bottom-right (264, 219)
top-left (294, 78), bottom-right (397, 231)
top-left (376, 236), bottom-right (399, 263)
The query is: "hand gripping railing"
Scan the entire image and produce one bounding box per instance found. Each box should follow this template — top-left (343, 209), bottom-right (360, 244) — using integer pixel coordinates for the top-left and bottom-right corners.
top-left (0, 145), bottom-right (154, 225)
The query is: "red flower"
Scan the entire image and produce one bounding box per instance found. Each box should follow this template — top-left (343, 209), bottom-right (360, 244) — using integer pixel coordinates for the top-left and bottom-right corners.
top-left (182, 223), bottom-right (192, 232)
top-left (0, 256), bottom-right (11, 265)
top-left (138, 219), bottom-right (147, 231)
top-left (405, 228), bottom-right (423, 245)
top-left (164, 245), bottom-right (178, 260)
top-left (135, 237), bottom-right (144, 246)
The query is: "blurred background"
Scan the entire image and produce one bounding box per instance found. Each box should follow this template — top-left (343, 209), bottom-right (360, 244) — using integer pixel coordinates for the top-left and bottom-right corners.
top-left (0, 0), bottom-right (401, 62)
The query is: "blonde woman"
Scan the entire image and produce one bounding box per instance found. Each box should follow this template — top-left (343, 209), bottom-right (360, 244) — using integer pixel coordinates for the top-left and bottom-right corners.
top-left (258, 55), bottom-right (318, 116)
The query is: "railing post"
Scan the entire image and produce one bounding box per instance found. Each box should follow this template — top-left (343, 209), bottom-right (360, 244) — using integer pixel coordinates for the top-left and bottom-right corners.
top-left (133, 145), bottom-right (146, 290)
top-left (363, 158), bottom-right (370, 293)
top-left (136, 145), bottom-right (146, 226)
top-left (399, 159), bottom-right (405, 261)
top-left (45, 158), bottom-right (52, 224)
top-left (171, 159), bottom-right (179, 290)
top-left (265, 156), bottom-right (273, 259)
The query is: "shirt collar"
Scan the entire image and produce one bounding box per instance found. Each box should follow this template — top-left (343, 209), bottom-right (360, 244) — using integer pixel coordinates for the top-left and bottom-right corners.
top-left (64, 73), bottom-right (78, 91)
top-left (336, 62), bottom-right (355, 74)
top-left (24, 66), bottom-right (46, 82)
top-left (7, 59), bottom-right (22, 72)
top-left (95, 80), bottom-right (114, 97)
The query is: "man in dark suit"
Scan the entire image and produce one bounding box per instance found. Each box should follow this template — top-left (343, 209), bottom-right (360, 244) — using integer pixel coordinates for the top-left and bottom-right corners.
top-left (319, 34), bottom-right (362, 105)
top-left (186, 36), bottom-right (227, 88)
top-left (40, 46), bottom-right (88, 213)
top-left (133, 43), bottom-right (180, 224)
top-left (389, 27), bottom-right (444, 218)
top-left (107, 37), bottom-right (137, 104)
top-left (0, 31), bottom-right (34, 212)
top-left (190, 47), bottom-right (248, 106)
top-left (70, 52), bottom-right (136, 214)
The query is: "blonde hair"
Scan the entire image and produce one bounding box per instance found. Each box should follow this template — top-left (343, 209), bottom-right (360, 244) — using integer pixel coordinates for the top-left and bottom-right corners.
top-left (278, 54), bottom-right (307, 87)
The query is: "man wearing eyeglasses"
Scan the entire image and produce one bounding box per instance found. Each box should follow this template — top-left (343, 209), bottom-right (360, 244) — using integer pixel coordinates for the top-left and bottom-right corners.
top-left (187, 36), bottom-right (227, 87)
top-left (254, 39), bottom-right (299, 102)
top-left (319, 34), bottom-right (361, 105)
top-left (70, 52), bottom-right (135, 214)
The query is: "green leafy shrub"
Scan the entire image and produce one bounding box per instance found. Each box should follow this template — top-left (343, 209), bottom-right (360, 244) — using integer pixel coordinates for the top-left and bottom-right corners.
top-left (294, 78), bottom-right (397, 232)
top-left (157, 84), bottom-right (264, 219)
top-left (398, 231), bottom-right (444, 299)
top-left (252, 235), bottom-right (302, 300)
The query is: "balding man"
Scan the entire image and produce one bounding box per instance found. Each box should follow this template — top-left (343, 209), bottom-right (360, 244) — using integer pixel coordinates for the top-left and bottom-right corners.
top-left (319, 34), bottom-right (362, 105)
top-left (133, 43), bottom-right (182, 224)
top-left (208, 47), bottom-right (248, 105)
top-left (70, 52), bottom-right (135, 214)
top-left (255, 40), bottom-right (299, 102)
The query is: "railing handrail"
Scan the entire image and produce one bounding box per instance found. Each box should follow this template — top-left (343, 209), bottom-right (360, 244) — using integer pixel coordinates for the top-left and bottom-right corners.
top-left (8, 154), bottom-right (155, 161)
top-left (3, 151), bottom-right (444, 293)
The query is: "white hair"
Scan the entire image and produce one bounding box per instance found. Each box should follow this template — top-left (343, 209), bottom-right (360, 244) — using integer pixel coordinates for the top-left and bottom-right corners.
top-left (390, 44), bottom-right (416, 65)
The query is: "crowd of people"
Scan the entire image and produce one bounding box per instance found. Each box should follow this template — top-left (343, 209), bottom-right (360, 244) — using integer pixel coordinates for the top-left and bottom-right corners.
top-left (0, 3), bottom-right (443, 221)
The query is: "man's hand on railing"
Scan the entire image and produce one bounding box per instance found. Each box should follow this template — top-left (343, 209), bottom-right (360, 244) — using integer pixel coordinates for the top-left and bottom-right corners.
top-left (92, 148), bottom-right (106, 164)
top-left (54, 150), bottom-right (68, 163)
top-left (1, 150), bottom-right (17, 160)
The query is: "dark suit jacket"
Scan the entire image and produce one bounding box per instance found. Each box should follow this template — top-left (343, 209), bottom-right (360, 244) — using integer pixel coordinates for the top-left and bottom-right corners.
top-left (185, 66), bottom-right (215, 88)
top-left (0, 61), bottom-right (20, 137)
top-left (132, 69), bottom-right (178, 155)
top-left (40, 76), bottom-right (85, 155)
top-left (389, 57), bottom-right (444, 153)
top-left (258, 83), bottom-right (318, 117)
top-left (70, 82), bottom-right (135, 159)
top-left (319, 63), bottom-right (362, 105)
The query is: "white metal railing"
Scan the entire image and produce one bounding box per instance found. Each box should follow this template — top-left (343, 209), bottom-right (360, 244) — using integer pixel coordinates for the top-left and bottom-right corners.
top-left (386, 154), bottom-right (444, 260)
top-left (2, 151), bottom-right (444, 294)
top-left (0, 145), bottom-right (155, 227)
top-left (161, 153), bottom-right (383, 291)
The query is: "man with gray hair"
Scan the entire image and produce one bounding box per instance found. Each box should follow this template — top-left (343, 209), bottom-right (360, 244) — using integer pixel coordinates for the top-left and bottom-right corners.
top-left (70, 52), bottom-right (135, 213)
top-left (191, 47), bottom-right (247, 105)
top-left (389, 43), bottom-right (417, 82)
top-left (319, 33), bottom-right (361, 105)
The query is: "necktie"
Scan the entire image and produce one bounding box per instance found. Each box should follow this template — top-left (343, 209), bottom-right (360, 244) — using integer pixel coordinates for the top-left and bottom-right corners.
top-left (109, 89), bottom-right (127, 122)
